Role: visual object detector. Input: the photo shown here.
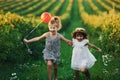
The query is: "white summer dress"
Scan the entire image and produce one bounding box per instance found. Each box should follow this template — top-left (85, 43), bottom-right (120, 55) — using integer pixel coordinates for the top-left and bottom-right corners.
top-left (71, 39), bottom-right (97, 70)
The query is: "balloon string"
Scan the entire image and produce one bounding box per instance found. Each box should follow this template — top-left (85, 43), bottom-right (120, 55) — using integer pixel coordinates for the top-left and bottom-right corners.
top-left (24, 15), bottom-right (49, 39)
top-left (24, 15), bottom-right (50, 54)
top-left (24, 21), bottom-right (42, 39)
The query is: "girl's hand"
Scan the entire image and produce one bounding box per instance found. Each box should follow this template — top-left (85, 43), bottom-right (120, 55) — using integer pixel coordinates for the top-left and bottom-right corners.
top-left (98, 48), bottom-right (102, 53)
top-left (23, 39), bottom-right (29, 43)
top-left (67, 40), bottom-right (72, 46)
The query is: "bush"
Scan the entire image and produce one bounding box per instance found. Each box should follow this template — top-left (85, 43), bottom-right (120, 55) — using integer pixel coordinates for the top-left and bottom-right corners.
top-left (0, 12), bottom-right (47, 64)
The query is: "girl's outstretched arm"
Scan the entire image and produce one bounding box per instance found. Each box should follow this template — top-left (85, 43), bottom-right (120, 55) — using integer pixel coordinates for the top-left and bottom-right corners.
top-left (87, 43), bottom-right (102, 53)
top-left (23, 32), bottom-right (47, 43)
top-left (59, 34), bottom-right (72, 45)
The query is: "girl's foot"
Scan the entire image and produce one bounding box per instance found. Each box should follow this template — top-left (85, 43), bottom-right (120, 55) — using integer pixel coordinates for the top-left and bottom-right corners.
top-left (53, 77), bottom-right (57, 80)
top-left (54, 78), bottom-right (57, 80)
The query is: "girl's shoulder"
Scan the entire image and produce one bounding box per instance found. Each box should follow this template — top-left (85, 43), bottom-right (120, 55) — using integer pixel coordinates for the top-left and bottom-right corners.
top-left (83, 39), bottom-right (89, 42)
top-left (57, 33), bottom-right (67, 40)
top-left (57, 32), bottom-right (61, 35)
top-left (81, 39), bottom-right (89, 45)
top-left (72, 38), bottom-right (76, 41)
top-left (42, 32), bottom-right (49, 38)
top-left (57, 33), bottom-right (62, 38)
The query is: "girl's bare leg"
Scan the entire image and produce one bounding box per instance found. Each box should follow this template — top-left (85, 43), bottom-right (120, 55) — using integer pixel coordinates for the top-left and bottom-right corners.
top-left (84, 69), bottom-right (91, 80)
top-left (81, 68), bottom-right (91, 80)
top-left (47, 60), bottom-right (53, 80)
top-left (74, 70), bottom-right (79, 80)
top-left (53, 64), bottom-right (58, 80)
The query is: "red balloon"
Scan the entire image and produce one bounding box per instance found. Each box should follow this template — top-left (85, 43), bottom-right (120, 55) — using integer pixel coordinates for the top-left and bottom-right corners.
top-left (41, 12), bottom-right (51, 23)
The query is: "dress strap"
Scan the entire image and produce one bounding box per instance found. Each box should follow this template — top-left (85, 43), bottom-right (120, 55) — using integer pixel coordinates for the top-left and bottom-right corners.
top-left (47, 32), bottom-right (50, 38)
top-left (56, 33), bottom-right (60, 38)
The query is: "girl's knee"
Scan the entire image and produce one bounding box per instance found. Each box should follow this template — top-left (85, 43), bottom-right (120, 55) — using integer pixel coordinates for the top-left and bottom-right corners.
top-left (53, 64), bottom-right (58, 69)
top-left (80, 68), bottom-right (87, 72)
top-left (47, 60), bottom-right (53, 67)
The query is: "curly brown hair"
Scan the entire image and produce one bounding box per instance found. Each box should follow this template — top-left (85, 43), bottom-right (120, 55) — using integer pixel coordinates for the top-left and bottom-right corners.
top-left (72, 30), bottom-right (88, 39)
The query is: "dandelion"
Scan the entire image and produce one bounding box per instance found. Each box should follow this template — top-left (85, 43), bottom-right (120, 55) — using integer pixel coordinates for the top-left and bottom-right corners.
top-left (11, 73), bottom-right (16, 76)
top-left (114, 68), bottom-right (119, 74)
top-left (10, 73), bottom-right (19, 80)
top-left (102, 54), bottom-right (112, 66)
top-left (98, 35), bottom-right (102, 41)
top-left (102, 68), bottom-right (109, 74)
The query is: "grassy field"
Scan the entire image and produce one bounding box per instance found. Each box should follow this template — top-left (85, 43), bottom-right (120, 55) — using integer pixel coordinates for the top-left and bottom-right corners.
top-left (0, 0), bottom-right (120, 80)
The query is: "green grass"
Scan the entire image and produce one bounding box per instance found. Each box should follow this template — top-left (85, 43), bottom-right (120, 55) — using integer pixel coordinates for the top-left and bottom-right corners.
top-left (56, 0), bottom-right (69, 16)
top-left (82, 0), bottom-right (96, 14)
top-left (17, 0), bottom-right (44, 15)
top-left (92, 0), bottom-right (107, 12)
top-left (0, 0), bottom-right (18, 9)
top-left (0, 0), bottom-right (120, 80)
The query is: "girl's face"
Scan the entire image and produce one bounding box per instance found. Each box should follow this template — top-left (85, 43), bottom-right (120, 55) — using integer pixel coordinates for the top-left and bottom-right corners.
top-left (49, 24), bottom-right (57, 33)
top-left (76, 34), bottom-right (84, 41)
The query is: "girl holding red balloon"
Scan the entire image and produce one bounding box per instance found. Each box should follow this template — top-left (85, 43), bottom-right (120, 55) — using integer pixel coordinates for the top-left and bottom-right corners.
top-left (23, 15), bottom-right (71, 80)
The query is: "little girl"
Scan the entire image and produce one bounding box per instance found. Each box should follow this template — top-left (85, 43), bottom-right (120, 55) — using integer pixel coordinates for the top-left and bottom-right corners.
top-left (70, 28), bottom-right (102, 80)
top-left (23, 16), bottom-right (71, 80)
